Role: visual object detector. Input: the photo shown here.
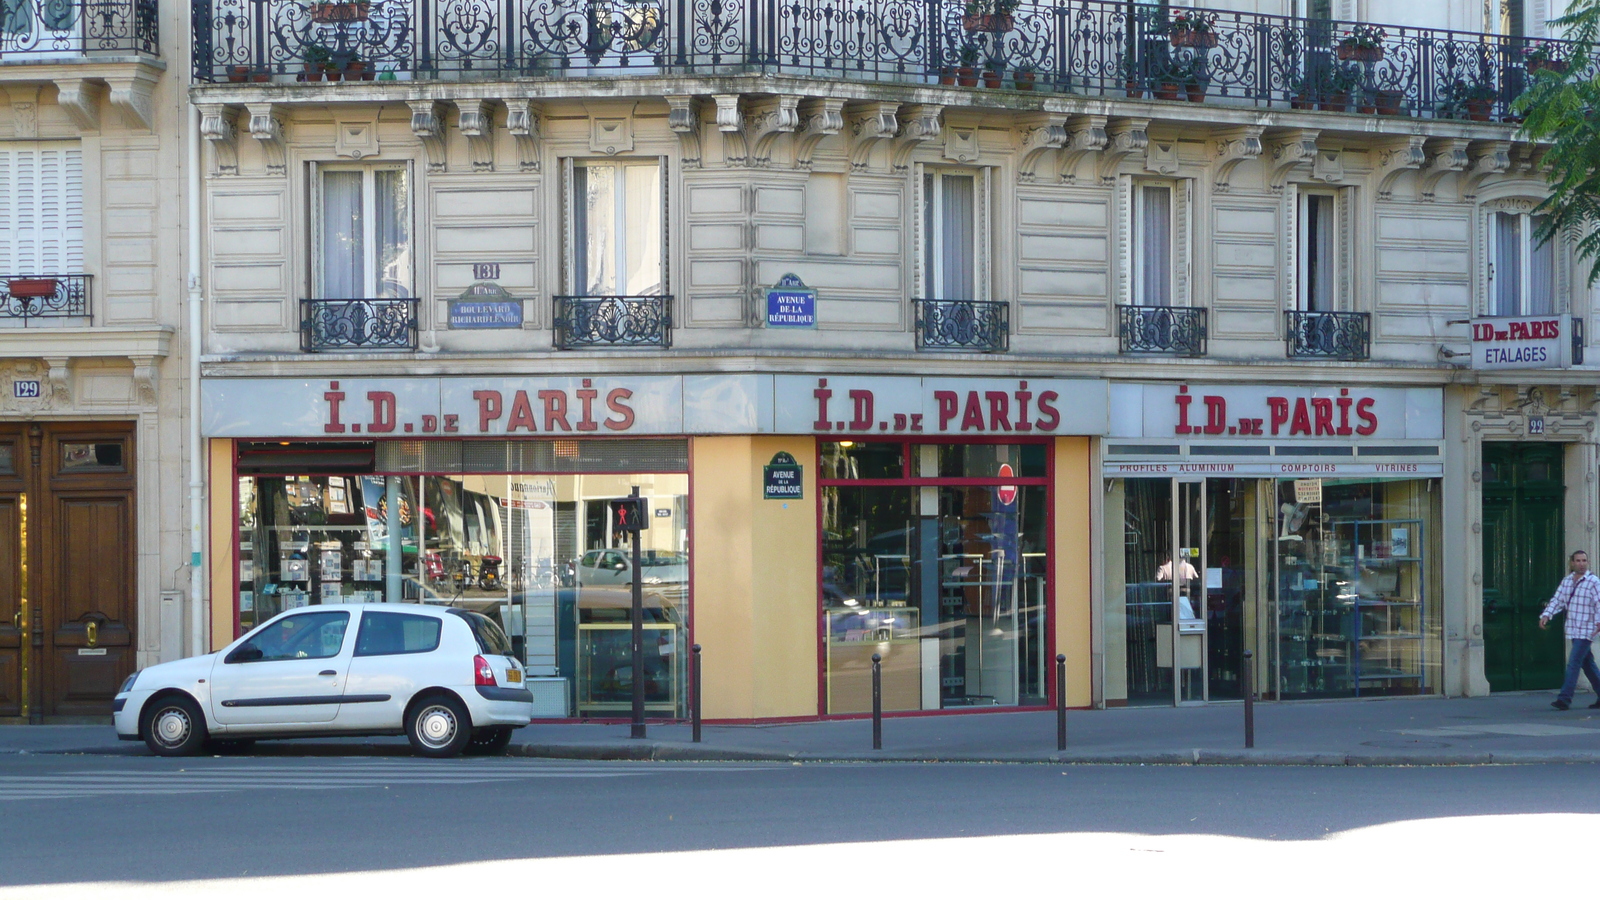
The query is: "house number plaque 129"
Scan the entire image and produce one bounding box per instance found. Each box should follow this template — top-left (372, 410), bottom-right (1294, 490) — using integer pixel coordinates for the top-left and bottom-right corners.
top-left (13, 380), bottom-right (40, 399)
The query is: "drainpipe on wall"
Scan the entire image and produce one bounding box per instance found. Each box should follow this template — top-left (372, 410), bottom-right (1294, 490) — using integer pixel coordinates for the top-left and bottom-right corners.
top-left (187, 101), bottom-right (207, 657)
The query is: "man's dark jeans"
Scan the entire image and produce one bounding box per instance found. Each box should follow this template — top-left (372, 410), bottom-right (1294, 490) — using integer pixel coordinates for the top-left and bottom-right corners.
top-left (1557, 637), bottom-right (1600, 705)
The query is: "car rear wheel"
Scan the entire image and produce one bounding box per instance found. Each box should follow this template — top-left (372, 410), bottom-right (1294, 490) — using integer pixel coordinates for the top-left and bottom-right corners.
top-left (465, 727), bottom-right (514, 756)
top-left (142, 695), bottom-right (208, 757)
top-left (406, 694), bottom-right (472, 758)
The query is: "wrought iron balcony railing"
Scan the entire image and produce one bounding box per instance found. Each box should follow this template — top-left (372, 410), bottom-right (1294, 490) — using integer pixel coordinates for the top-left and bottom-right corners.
top-left (1118, 304), bottom-right (1207, 357)
top-left (0, 275), bottom-right (90, 324)
top-left (914, 298), bottom-right (1008, 352)
top-left (1285, 310), bottom-right (1370, 361)
top-left (301, 297), bottom-right (418, 351)
top-left (554, 294), bottom-right (671, 350)
top-left (2, 0), bottom-right (157, 58)
top-left (193, 0), bottom-right (1568, 122)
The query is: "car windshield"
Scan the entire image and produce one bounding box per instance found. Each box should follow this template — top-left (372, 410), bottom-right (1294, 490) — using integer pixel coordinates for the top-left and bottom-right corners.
top-left (449, 609), bottom-right (514, 656)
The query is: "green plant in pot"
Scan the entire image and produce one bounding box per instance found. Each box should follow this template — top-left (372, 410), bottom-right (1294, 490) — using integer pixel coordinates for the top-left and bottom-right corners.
top-left (956, 42), bottom-right (981, 87)
top-left (1013, 62), bottom-right (1036, 90)
top-left (1440, 79), bottom-right (1498, 121)
top-left (301, 43), bottom-right (331, 81)
top-left (963, 0), bottom-right (1019, 34)
top-left (982, 55), bottom-right (1006, 89)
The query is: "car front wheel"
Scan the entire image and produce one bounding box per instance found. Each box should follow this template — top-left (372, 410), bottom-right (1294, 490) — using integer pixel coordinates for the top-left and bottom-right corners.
top-left (406, 694), bottom-right (472, 758)
top-left (142, 695), bottom-right (208, 757)
top-left (465, 727), bottom-right (514, 756)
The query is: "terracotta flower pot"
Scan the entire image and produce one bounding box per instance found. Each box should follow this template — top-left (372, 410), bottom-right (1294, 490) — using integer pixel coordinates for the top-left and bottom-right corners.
top-left (228, 65), bottom-right (249, 83)
top-left (1290, 92), bottom-right (1314, 110)
top-left (1185, 82), bottom-right (1206, 102)
top-left (1337, 44), bottom-right (1383, 62)
top-left (1527, 58), bottom-right (1567, 74)
top-left (7, 278), bottom-right (59, 299)
top-left (1154, 81), bottom-right (1182, 101)
top-left (1373, 90), bottom-right (1404, 115)
top-left (1319, 92), bottom-right (1349, 112)
top-left (956, 66), bottom-right (978, 87)
top-left (982, 69), bottom-right (1004, 89)
top-left (310, 0), bottom-right (369, 23)
top-left (1125, 79), bottom-right (1144, 98)
top-left (1013, 71), bottom-right (1035, 90)
top-left (1466, 98), bottom-right (1492, 121)
top-left (1170, 30), bottom-right (1217, 48)
top-left (962, 13), bottom-right (1012, 32)
top-left (299, 62), bottom-right (323, 81)
top-left (938, 65), bottom-right (956, 86)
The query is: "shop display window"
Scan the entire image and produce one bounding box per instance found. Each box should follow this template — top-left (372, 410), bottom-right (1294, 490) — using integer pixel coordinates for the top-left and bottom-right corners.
top-left (820, 440), bottom-right (1051, 714)
top-left (234, 441), bottom-right (689, 718)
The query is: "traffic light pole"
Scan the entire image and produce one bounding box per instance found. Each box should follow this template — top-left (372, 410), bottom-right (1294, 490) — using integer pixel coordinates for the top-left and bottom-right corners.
top-left (629, 485), bottom-right (646, 739)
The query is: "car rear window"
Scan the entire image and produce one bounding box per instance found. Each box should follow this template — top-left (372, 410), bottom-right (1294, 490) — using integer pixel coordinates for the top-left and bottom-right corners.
top-left (449, 609), bottom-right (514, 656)
top-left (355, 612), bottom-right (442, 657)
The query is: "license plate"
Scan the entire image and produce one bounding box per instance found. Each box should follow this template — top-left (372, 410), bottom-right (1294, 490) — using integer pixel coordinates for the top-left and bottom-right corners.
top-left (505, 668), bottom-right (522, 683)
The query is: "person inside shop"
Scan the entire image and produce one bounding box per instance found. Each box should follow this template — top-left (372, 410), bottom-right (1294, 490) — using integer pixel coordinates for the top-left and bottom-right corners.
top-left (1155, 553), bottom-right (1199, 585)
top-left (1540, 549), bottom-right (1600, 711)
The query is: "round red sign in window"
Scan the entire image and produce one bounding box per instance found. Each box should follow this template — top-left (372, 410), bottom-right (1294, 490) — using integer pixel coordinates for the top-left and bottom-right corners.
top-left (997, 464), bottom-right (1017, 506)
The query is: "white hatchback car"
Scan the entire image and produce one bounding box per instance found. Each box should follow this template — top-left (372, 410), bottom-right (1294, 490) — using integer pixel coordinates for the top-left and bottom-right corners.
top-left (114, 604), bottom-right (532, 758)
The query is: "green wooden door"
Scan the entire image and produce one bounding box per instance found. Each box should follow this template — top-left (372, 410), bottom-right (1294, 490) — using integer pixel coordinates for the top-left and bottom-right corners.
top-left (1481, 443), bottom-right (1567, 691)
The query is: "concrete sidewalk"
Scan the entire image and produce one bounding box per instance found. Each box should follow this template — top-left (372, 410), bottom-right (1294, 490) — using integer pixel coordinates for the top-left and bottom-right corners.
top-left (6, 691), bottom-right (1600, 765)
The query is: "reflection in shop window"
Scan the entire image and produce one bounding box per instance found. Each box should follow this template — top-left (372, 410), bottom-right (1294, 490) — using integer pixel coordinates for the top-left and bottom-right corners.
top-left (236, 469), bottom-right (689, 718)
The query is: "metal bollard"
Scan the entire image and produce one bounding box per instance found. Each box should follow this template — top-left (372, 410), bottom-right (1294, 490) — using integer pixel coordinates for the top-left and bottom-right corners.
top-left (1055, 653), bottom-right (1067, 752)
top-left (1242, 649), bottom-right (1255, 749)
top-left (691, 643), bottom-right (702, 744)
top-left (871, 652), bottom-right (883, 751)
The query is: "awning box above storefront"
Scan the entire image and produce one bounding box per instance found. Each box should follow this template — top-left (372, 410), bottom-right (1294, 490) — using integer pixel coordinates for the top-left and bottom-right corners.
top-left (201, 375), bottom-right (1110, 439)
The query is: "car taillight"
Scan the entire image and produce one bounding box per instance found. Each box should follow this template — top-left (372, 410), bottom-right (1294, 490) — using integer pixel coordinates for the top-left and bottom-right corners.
top-left (474, 654), bottom-right (497, 686)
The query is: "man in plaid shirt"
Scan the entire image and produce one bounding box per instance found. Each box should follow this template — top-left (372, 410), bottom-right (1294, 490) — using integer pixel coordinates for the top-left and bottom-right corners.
top-left (1539, 550), bottom-right (1600, 710)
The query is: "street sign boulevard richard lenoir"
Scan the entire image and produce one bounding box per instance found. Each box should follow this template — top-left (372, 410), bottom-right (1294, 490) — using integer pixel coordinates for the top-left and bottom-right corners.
top-left (764, 451), bottom-right (803, 500)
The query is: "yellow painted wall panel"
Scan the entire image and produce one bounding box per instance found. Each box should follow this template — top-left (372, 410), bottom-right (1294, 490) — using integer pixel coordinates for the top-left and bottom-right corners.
top-left (1054, 436), bottom-right (1093, 707)
top-left (209, 439), bottom-right (233, 653)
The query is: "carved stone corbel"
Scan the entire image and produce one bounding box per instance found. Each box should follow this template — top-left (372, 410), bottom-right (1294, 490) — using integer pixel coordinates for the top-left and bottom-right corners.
top-left (712, 94), bottom-right (746, 167)
top-left (43, 357), bottom-right (70, 407)
top-left (245, 104), bottom-right (287, 175)
top-left (890, 104), bottom-right (942, 173)
top-left (1460, 139), bottom-right (1511, 200)
top-left (1014, 111), bottom-right (1069, 183)
top-left (659, 96), bottom-right (699, 169)
top-left (1056, 115), bottom-right (1107, 184)
top-left (794, 97), bottom-right (844, 171)
top-left (455, 100), bottom-right (495, 172)
top-left (1211, 125), bottom-right (1263, 193)
top-left (1419, 137), bottom-right (1469, 201)
top-left (408, 100), bottom-right (448, 173)
top-left (1266, 128), bottom-right (1319, 192)
top-left (1097, 117), bottom-right (1149, 184)
top-left (104, 68), bottom-right (157, 131)
top-left (1374, 135), bottom-right (1426, 200)
top-left (198, 103), bottom-right (240, 176)
top-left (130, 355), bottom-right (159, 407)
top-left (54, 78), bottom-right (104, 132)
top-left (847, 101), bottom-right (899, 172)
top-left (505, 100), bottom-right (541, 172)
top-left (743, 94), bottom-right (801, 168)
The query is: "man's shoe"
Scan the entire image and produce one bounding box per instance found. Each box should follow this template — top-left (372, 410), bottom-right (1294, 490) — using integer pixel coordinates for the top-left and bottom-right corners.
top-left (1552, 699), bottom-right (1571, 710)
top-left (1587, 700), bottom-right (1600, 709)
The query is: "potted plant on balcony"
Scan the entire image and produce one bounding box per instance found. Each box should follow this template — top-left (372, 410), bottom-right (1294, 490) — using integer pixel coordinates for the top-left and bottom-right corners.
top-left (1167, 10), bottom-right (1218, 48)
top-left (1524, 41), bottom-right (1569, 75)
top-left (1336, 24), bottom-right (1385, 62)
top-left (1317, 65), bottom-right (1359, 111)
top-left (956, 42), bottom-right (981, 87)
top-left (344, 51), bottom-right (373, 80)
top-left (1360, 87), bottom-right (1406, 116)
top-left (310, 0), bottom-right (370, 23)
top-left (1180, 56), bottom-right (1208, 102)
top-left (1119, 56), bottom-right (1144, 98)
top-left (963, 0), bottom-right (1017, 34)
top-left (982, 56), bottom-right (1006, 89)
top-left (1013, 62), bottom-right (1036, 90)
top-left (298, 44), bottom-right (330, 80)
top-left (7, 277), bottom-right (59, 299)
top-left (1440, 79), bottom-right (1498, 121)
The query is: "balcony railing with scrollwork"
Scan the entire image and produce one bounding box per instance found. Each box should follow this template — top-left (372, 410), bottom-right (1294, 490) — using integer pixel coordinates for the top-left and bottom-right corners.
top-left (0, 275), bottom-right (91, 325)
top-left (1286, 310), bottom-right (1370, 361)
top-left (301, 298), bottom-right (418, 351)
top-left (554, 295), bottom-right (671, 349)
top-left (914, 298), bottom-right (1008, 352)
top-left (1118, 304), bottom-right (1206, 357)
top-left (193, 0), bottom-right (1570, 122)
top-left (2, 0), bottom-right (157, 57)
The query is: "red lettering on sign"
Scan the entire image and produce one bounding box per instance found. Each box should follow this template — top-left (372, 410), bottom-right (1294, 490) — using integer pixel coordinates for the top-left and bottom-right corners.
top-left (1175, 386), bottom-right (1193, 434)
top-left (960, 392), bottom-right (985, 431)
top-left (506, 390), bottom-right (537, 432)
top-left (1013, 383), bottom-right (1033, 432)
top-left (985, 392), bottom-right (1012, 432)
top-left (1312, 398), bottom-right (1334, 436)
top-left (1202, 395), bottom-right (1227, 435)
top-left (1267, 397), bottom-right (1289, 435)
top-left (1036, 391), bottom-right (1061, 431)
top-left (935, 391), bottom-right (959, 430)
top-left (604, 388), bottom-right (634, 431)
top-left (443, 414), bottom-right (459, 433)
top-left (813, 380), bottom-right (832, 431)
top-left (367, 391), bottom-right (396, 433)
top-left (576, 380), bottom-right (599, 432)
top-left (1336, 391), bottom-right (1353, 436)
top-left (474, 390), bottom-right (503, 432)
top-left (1355, 397), bottom-right (1377, 435)
top-left (1289, 398), bottom-right (1312, 436)
top-left (421, 414), bottom-right (438, 433)
top-left (538, 390), bottom-right (572, 432)
top-left (324, 384), bottom-right (346, 434)
top-left (849, 390), bottom-right (874, 432)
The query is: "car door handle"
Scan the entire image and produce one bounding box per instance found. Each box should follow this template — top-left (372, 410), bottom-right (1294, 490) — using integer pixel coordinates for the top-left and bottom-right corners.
top-left (319, 670), bottom-right (337, 676)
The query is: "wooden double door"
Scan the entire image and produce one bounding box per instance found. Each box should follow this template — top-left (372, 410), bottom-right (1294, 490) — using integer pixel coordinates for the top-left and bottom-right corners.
top-left (1482, 442), bottom-right (1567, 692)
top-left (0, 422), bottom-right (137, 721)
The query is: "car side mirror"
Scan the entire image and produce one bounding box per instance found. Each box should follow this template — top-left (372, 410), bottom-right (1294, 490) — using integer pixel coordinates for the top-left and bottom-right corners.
top-left (227, 644), bottom-right (263, 664)
top-left (614, 562), bottom-right (627, 570)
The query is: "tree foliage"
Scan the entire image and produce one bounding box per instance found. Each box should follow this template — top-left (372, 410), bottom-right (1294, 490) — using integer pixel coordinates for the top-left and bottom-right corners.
top-left (1516, 0), bottom-right (1600, 285)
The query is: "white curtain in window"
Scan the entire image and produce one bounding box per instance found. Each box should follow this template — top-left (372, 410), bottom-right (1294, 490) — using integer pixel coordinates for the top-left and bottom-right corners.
top-left (573, 162), bottom-right (661, 296)
top-left (1303, 193), bottom-right (1336, 312)
top-left (0, 143), bottom-right (82, 275)
top-left (374, 169), bottom-right (410, 298)
top-left (1136, 184), bottom-right (1172, 307)
top-left (1528, 213), bottom-right (1555, 315)
top-left (1492, 211), bottom-right (1521, 317)
top-left (623, 163), bottom-right (661, 296)
top-left (321, 171), bottom-right (363, 298)
top-left (575, 164), bottom-right (615, 295)
top-left (941, 174), bottom-right (975, 299)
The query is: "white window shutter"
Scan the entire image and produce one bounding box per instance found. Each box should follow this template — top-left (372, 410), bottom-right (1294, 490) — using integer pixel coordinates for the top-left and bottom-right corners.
top-left (0, 143), bottom-right (82, 275)
top-left (1333, 0), bottom-right (1357, 21)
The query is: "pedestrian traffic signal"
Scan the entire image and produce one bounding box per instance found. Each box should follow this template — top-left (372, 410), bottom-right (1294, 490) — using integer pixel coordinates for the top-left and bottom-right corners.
top-left (609, 497), bottom-right (647, 534)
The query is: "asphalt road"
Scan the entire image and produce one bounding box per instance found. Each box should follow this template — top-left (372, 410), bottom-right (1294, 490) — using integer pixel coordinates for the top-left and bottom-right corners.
top-left (2, 753), bottom-right (1596, 898)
